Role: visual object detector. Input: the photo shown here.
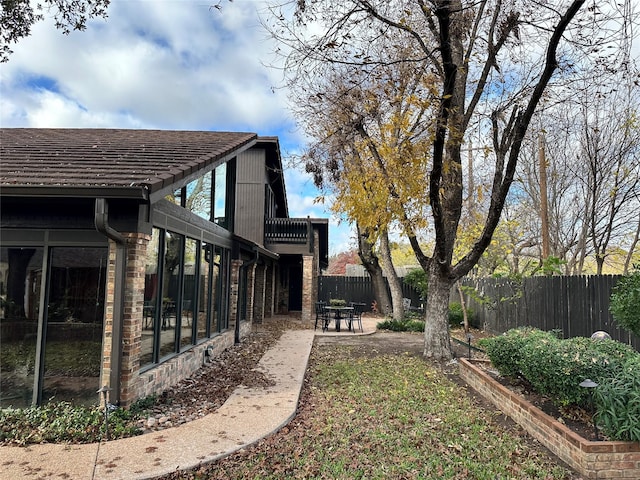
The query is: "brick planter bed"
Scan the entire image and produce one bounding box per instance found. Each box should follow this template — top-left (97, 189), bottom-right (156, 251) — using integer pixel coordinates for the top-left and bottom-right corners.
top-left (459, 358), bottom-right (640, 480)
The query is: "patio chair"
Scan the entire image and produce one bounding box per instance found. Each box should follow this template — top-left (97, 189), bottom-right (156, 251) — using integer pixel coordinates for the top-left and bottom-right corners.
top-left (314, 301), bottom-right (329, 330)
top-left (348, 302), bottom-right (365, 333)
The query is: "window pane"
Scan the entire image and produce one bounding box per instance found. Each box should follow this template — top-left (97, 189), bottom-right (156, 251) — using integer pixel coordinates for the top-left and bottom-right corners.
top-left (213, 164), bottom-right (227, 227)
top-left (180, 238), bottom-right (197, 350)
top-left (215, 246), bottom-right (228, 331)
top-left (197, 244), bottom-right (211, 341)
top-left (210, 247), bottom-right (221, 334)
top-left (188, 173), bottom-right (212, 221)
top-left (42, 247), bottom-right (107, 406)
top-left (159, 231), bottom-right (182, 359)
top-left (0, 247), bottom-right (44, 408)
top-left (141, 228), bottom-right (161, 368)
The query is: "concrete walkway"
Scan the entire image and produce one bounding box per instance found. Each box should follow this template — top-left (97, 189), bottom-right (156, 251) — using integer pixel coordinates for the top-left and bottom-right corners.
top-left (0, 318), bottom-right (378, 480)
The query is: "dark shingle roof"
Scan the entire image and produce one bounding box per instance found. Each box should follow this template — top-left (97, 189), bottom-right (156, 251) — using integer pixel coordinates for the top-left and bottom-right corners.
top-left (0, 128), bottom-right (257, 199)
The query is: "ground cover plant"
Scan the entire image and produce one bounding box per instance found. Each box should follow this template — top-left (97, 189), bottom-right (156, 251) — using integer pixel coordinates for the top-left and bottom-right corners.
top-left (161, 342), bottom-right (574, 479)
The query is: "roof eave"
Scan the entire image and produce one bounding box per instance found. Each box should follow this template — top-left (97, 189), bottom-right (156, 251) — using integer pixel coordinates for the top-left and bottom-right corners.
top-left (0, 185), bottom-right (149, 200)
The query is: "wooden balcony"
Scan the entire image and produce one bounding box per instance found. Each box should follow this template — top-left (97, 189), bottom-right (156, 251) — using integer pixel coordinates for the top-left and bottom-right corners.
top-left (264, 218), bottom-right (314, 254)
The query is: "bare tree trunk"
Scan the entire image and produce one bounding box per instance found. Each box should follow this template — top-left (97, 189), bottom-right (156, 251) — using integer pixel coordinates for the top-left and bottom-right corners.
top-left (356, 223), bottom-right (391, 315)
top-left (456, 281), bottom-right (469, 333)
top-left (379, 229), bottom-right (404, 320)
top-left (423, 264), bottom-right (454, 359)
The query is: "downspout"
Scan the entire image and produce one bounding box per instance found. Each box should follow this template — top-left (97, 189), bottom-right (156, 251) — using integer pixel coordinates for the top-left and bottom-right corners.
top-left (95, 198), bottom-right (126, 405)
top-left (235, 247), bottom-right (259, 344)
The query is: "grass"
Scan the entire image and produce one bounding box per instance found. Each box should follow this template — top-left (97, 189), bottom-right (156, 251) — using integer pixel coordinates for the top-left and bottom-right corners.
top-left (169, 344), bottom-right (572, 479)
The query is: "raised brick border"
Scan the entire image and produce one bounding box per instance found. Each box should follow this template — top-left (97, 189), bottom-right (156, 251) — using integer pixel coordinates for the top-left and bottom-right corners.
top-left (459, 358), bottom-right (640, 479)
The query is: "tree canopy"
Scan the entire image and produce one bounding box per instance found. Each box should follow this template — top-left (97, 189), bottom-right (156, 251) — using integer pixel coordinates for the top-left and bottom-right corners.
top-left (1, 0), bottom-right (110, 62)
top-left (265, 0), bottom-right (637, 358)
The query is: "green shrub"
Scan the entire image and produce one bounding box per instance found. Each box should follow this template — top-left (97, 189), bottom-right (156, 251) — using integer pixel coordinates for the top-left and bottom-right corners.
top-left (609, 268), bottom-right (640, 337)
top-left (478, 328), bottom-right (554, 378)
top-left (519, 336), bottom-right (616, 407)
top-left (377, 318), bottom-right (425, 332)
top-left (403, 269), bottom-right (428, 299)
top-left (448, 302), bottom-right (473, 327)
top-left (480, 327), bottom-right (640, 414)
top-left (329, 298), bottom-right (347, 307)
top-left (595, 355), bottom-right (640, 442)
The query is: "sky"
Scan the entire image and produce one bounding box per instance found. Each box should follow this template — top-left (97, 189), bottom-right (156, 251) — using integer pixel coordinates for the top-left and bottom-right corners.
top-left (0, 0), bottom-right (356, 255)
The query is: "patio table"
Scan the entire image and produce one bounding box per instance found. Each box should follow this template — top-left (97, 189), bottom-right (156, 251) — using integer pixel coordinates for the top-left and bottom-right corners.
top-left (324, 306), bottom-right (354, 332)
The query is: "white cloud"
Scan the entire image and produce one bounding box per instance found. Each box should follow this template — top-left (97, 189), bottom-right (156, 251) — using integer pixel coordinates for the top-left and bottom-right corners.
top-left (0, 0), bottom-right (351, 254)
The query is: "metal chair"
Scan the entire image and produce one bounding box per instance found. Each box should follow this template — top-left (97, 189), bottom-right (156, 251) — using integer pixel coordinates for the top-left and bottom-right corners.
top-left (314, 301), bottom-right (329, 330)
top-left (348, 302), bottom-right (365, 333)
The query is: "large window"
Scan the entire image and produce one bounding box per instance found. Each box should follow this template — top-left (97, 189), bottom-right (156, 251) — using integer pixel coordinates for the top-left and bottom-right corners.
top-left (0, 247), bottom-right (44, 408)
top-left (180, 238), bottom-right (198, 350)
top-left (213, 163), bottom-right (227, 228)
top-left (159, 231), bottom-right (183, 359)
top-left (141, 229), bottom-right (229, 368)
top-left (42, 247), bottom-right (107, 405)
top-left (0, 246), bottom-right (106, 408)
top-left (141, 229), bottom-right (161, 368)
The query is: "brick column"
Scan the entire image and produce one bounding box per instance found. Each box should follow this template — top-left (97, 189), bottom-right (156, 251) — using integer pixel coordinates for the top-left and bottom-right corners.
top-left (100, 240), bottom-right (117, 399)
top-left (264, 264), bottom-right (274, 318)
top-left (98, 233), bottom-right (150, 407)
top-left (301, 254), bottom-right (314, 325)
top-left (253, 263), bottom-right (266, 323)
top-left (229, 259), bottom-right (242, 331)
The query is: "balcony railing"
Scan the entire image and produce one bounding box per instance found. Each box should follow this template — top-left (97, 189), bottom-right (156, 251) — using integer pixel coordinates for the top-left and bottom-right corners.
top-left (264, 217), bottom-right (312, 246)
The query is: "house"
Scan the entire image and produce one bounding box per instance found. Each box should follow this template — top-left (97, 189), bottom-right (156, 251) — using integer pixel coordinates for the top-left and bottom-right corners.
top-left (0, 128), bottom-right (328, 408)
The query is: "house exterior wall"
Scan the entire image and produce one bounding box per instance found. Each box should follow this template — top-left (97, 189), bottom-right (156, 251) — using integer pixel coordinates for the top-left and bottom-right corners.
top-left (235, 149), bottom-right (266, 245)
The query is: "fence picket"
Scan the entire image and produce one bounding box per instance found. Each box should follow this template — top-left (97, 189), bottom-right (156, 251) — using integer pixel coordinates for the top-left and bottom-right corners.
top-left (319, 274), bottom-right (639, 351)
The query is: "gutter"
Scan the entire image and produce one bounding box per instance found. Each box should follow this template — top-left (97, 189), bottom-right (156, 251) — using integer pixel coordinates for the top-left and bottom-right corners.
top-left (94, 198), bottom-right (126, 405)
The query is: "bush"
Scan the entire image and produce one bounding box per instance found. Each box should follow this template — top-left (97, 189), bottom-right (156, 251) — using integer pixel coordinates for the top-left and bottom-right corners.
top-left (448, 302), bottom-right (473, 327)
top-left (403, 269), bottom-right (428, 299)
top-left (519, 336), bottom-right (619, 407)
top-left (377, 318), bottom-right (424, 332)
top-left (609, 268), bottom-right (640, 337)
top-left (480, 327), bottom-right (640, 416)
top-left (595, 355), bottom-right (640, 442)
top-left (478, 328), bottom-right (555, 378)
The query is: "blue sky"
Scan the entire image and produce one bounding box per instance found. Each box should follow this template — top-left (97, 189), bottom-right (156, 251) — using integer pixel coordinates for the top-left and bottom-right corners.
top-left (0, 0), bottom-right (355, 255)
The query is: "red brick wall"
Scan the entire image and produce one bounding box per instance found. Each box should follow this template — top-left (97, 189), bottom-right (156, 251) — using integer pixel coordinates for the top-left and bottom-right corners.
top-left (459, 358), bottom-right (640, 480)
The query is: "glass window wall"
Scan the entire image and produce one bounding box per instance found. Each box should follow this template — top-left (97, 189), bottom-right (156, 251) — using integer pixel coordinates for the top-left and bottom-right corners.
top-left (41, 247), bottom-right (107, 405)
top-left (0, 247), bottom-right (44, 408)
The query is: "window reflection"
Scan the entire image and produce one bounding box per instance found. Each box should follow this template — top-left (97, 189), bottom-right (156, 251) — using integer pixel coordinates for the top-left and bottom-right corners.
top-left (42, 247), bottom-right (107, 406)
top-left (188, 172), bottom-right (212, 221)
top-left (0, 247), bottom-right (43, 408)
top-left (159, 231), bottom-right (182, 359)
top-left (141, 229), bottom-right (161, 368)
top-left (213, 164), bottom-right (227, 227)
top-left (198, 244), bottom-right (211, 341)
top-left (180, 238), bottom-right (198, 350)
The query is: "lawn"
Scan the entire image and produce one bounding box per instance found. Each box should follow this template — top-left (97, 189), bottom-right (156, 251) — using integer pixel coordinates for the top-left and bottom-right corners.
top-left (161, 342), bottom-right (573, 480)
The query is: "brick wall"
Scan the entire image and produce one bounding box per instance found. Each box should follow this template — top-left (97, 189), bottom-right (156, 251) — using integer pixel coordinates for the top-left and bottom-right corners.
top-left (301, 255), bottom-right (313, 325)
top-left (459, 358), bottom-right (640, 479)
top-left (119, 233), bottom-right (150, 406)
top-left (100, 239), bottom-right (117, 400)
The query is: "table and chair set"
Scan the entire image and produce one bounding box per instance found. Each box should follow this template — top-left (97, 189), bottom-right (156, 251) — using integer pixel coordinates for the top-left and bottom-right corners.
top-left (314, 301), bottom-right (367, 333)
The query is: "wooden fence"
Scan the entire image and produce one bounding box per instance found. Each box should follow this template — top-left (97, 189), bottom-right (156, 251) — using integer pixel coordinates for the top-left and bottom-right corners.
top-left (319, 274), bottom-right (639, 350)
top-left (461, 275), bottom-right (639, 350)
top-left (318, 276), bottom-right (424, 311)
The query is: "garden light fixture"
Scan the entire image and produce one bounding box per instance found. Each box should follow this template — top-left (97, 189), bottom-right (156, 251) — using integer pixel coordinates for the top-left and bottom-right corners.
top-left (579, 379), bottom-right (599, 441)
